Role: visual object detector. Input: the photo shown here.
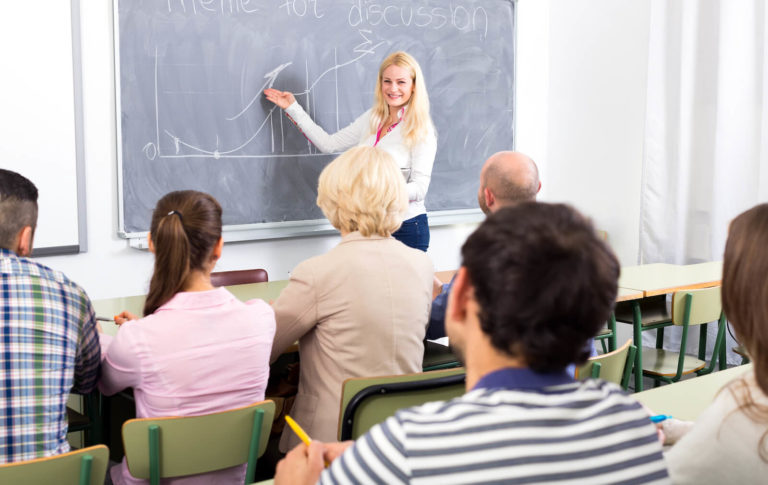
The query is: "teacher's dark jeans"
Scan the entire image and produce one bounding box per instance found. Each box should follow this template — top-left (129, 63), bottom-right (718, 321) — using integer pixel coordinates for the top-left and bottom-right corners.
top-left (392, 214), bottom-right (430, 252)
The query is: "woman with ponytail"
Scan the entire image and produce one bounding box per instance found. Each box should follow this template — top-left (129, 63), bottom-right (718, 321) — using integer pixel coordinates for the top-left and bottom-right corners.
top-left (98, 190), bottom-right (276, 485)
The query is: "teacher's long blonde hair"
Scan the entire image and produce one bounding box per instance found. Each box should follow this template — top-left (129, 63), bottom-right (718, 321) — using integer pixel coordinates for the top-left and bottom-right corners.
top-left (369, 51), bottom-right (434, 148)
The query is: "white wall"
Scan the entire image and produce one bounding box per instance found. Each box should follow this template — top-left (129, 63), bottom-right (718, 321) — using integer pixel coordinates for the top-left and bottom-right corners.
top-left (543, 0), bottom-right (651, 265)
top-left (38, 0), bottom-right (649, 300)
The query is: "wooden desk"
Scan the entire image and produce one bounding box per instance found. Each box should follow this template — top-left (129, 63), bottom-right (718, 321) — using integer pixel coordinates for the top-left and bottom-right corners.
top-left (618, 262), bottom-right (722, 297)
top-left (435, 270), bottom-right (457, 284)
top-left (617, 262), bottom-right (723, 392)
top-left (635, 364), bottom-right (751, 421)
top-left (436, 274), bottom-right (648, 303)
top-left (617, 287), bottom-right (644, 303)
top-left (93, 280), bottom-right (289, 336)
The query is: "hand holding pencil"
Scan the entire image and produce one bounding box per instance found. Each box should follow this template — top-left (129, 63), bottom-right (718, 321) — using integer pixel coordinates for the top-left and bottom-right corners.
top-left (275, 416), bottom-right (355, 484)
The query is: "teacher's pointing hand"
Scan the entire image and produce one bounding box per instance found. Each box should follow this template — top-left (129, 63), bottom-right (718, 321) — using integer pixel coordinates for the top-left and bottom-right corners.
top-left (264, 88), bottom-right (295, 109)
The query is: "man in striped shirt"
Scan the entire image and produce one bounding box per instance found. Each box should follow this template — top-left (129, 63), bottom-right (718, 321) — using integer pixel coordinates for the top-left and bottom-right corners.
top-left (0, 169), bottom-right (100, 464)
top-left (276, 203), bottom-right (669, 484)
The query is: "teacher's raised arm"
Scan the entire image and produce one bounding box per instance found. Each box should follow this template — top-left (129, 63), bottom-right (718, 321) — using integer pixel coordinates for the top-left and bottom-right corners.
top-left (264, 51), bottom-right (437, 252)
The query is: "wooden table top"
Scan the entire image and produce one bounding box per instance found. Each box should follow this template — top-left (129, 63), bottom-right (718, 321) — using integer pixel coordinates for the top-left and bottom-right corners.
top-left (93, 280), bottom-right (289, 336)
top-left (435, 270), bottom-right (457, 284)
top-left (95, 262), bottom-right (719, 335)
top-left (616, 287), bottom-right (644, 302)
top-left (634, 364), bottom-right (751, 421)
top-left (618, 261), bottom-right (722, 297)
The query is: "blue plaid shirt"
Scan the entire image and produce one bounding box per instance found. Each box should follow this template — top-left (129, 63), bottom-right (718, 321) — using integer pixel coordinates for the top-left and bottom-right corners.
top-left (0, 248), bottom-right (100, 463)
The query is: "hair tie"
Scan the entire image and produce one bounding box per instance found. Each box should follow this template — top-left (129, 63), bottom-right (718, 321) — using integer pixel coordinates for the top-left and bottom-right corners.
top-left (167, 210), bottom-right (183, 223)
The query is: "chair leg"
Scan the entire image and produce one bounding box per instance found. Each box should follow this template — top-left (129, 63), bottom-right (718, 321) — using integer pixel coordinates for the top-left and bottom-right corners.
top-left (84, 391), bottom-right (102, 446)
top-left (245, 408), bottom-right (264, 485)
top-left (655, 327), bottom-right (665, 349)
top-left (633, 301), bottom-right (644, 392)
top-left (149, 425), bottom-right (160, 485)
top-left (621, 346), bottom-right (637, 391)
top-left (698, 325), bottom-right (707, 361)
top-left (591, 362), bottom-right (602, 379)
top-left (720, 336), bottom-right (727, 370)
top-left (79, 454), bottom-right (93, 485)
top-left (600, 339), bottom-right (608, 354)
top-left (608, 313), bottom-right (617, 352)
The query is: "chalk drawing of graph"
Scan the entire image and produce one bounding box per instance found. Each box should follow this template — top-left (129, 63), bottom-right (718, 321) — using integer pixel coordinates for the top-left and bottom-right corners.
top-left (142, 39), bottom-right (385, 161)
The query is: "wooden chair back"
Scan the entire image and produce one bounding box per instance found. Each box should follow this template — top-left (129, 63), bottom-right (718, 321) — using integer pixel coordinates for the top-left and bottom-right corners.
top-left (338, 368), bottom-right (465, 441)
top-left (210, 269), bottom-right (268, 287)
top-left (576, 339), bottom-right (636, 390)
top-left (0, 445), bottom-right (109, 485)
top-left (671, 286), bottom-right (722, 327)
top-left (122, 400), bottom-right (275, 485)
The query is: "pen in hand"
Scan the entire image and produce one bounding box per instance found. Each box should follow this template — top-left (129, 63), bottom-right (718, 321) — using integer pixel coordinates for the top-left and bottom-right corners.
top-left (285, 415), bottom-right (330, 467)
top-left (650, 414), bottom-right (672, 424)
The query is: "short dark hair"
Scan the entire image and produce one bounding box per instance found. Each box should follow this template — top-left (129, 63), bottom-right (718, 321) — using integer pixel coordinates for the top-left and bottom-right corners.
top-left (0, 169), bottom-right (39, 250)
top-left (461, 202), bottom-right (619, 372)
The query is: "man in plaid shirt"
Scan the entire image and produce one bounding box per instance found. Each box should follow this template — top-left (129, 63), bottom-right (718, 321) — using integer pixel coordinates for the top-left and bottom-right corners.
top-left (0, 169), bottom-right (100, 463)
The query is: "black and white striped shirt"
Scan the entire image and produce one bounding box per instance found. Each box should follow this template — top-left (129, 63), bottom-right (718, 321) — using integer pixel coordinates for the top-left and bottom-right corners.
top-left (320, 371), bottom-right (668, 484)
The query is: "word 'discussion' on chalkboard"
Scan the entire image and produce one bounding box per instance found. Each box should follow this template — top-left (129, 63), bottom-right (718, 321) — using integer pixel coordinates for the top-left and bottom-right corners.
top-left (115, 0), bottom-right (515, 239)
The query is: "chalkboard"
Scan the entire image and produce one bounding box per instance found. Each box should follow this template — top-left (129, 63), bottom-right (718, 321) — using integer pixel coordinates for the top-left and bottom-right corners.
top-left (115, 0), bottom-right (516, 239)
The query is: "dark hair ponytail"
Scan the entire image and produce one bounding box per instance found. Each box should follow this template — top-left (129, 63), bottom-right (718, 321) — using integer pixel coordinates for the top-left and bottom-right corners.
top-left (143, 191), bottom-right (222, 316)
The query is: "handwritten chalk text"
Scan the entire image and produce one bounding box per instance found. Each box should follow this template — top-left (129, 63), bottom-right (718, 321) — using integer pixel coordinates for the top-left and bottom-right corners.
top-left (348, 0), bottom-right (488, 38)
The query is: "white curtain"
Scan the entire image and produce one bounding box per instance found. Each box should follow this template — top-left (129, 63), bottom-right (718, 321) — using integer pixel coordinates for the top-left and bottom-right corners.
top-left (641, 0), bottom-right (768, 364)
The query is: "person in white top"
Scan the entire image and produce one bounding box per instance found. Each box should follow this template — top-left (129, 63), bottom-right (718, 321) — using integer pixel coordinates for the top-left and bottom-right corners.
top-left (264, 51), bottom-right (437, 251)
top-left (664, 203), bottom-right (768, 484)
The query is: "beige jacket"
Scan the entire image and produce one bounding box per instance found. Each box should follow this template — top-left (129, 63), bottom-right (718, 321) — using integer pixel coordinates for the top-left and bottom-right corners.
top-left (271, 232), bottom-right (433, 450)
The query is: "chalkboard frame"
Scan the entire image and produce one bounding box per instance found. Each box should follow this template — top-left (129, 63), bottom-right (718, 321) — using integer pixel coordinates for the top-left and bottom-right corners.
top-left (113, 0), bottom-right (516, 243)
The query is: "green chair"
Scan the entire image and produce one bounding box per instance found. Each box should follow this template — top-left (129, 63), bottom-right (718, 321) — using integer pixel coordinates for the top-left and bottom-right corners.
top-left (642, 287), bottom-right (726, 386)
top-left (576, 339), bottom-right (636, 391)
top-left (122, 400), bottom-right (275, 485)
top-left (422, 340), bottom-right (461, 371)
top-left (0, 444), bottom-right (109, 485)
top-left (614, 294), bottom-right (676, 392)
top-left (593, 312), bottom-right (618, 353)
top-left (338, 368), bottom-right (465, 440)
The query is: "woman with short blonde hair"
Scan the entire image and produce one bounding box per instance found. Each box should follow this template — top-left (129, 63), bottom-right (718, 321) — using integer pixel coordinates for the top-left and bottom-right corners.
top-left (271, 146), bottom-right (434, 452)
top-left (265, 51), bottom-right (436, 251)
top-left (317, 145), bottom-right (407, 237)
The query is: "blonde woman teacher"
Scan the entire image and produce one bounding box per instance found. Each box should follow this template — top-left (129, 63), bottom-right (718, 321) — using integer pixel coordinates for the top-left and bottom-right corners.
top-left (264, 51), bottom-right (437, 251)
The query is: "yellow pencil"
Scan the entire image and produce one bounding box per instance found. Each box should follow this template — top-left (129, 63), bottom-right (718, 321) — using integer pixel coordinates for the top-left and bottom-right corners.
top-left (285, 415), bottom-right (312, 446)
top-left (285, 415), bottom-right (330, 467)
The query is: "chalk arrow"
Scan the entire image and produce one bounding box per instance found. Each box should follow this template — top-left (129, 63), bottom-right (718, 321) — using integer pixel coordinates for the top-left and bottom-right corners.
top-left (227, 62), bottom-right (293, 121)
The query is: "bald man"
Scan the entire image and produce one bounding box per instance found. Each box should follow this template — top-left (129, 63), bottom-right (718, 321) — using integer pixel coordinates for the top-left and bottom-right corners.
top-left (477, 151), bottom-right (541, 215)
top-left (427, 151), bottom-right (541, 339)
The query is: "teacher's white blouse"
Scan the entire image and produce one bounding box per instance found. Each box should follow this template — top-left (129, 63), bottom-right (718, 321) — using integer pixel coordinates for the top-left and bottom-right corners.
top-left (284, 101), bottom-right (437, 220)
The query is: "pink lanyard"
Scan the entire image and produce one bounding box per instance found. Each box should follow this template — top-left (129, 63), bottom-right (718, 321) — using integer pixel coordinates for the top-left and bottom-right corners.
top-left (374, 108), bottom-right (405, 146)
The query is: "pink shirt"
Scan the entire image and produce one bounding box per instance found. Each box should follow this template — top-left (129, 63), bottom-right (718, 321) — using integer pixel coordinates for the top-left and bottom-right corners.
top-left (99, 287), bottom-right (276, 485)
